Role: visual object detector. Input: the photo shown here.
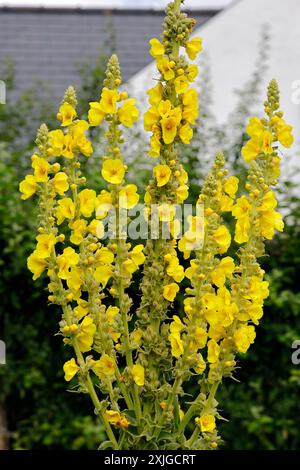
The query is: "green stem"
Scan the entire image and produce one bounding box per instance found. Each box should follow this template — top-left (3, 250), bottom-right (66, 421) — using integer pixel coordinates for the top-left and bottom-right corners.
top-left (153, 376), bottom-right (181, 438)
top-left (178, 395), bottom-right (201, 434)
top-left (114, 367), bottom-right (134, 409)
top-left (117, 238), bottom-right (142, 426)
top-left (187, 426), bottom-right (199, 448)
top-left (185, 382), bottom-right (220, 449)
top-left (64, 303), bottom-right (119, 450)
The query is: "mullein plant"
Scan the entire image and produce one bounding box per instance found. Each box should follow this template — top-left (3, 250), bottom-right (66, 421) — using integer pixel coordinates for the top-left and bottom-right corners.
top-left (19, 0), bottom-right (293, 450)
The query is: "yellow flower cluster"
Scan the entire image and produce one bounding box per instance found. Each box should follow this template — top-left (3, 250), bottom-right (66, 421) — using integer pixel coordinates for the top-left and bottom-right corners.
top-left (20, 0), bottom-right (293, 452)
top-left (242, 115), bottom-right (293, 162)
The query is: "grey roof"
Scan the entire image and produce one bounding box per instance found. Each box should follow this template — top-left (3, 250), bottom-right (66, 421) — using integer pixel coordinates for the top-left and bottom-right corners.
top-left (0, 7), bottom-right (217, 105)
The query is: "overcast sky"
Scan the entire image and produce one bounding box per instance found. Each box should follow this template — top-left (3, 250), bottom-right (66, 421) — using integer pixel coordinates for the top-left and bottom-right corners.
top-left (0, 0), bottom-right (234, 9)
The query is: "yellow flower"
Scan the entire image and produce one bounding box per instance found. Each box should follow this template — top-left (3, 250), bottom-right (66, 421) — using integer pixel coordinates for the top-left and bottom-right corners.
top-left (75, 133), bottom-right (93, 157)
top-left (99, 87), bottom-right (119, 114)
top-left (154, 164), bottom-right (171, 187)
top-left (187, 64), bottom-right (199, 82)
top-left (52, 172), bottom-right (69, 195)
top-left (272, 117), bottom-right (294, 148)
top-left (196, 414), bottom-right (216, 433)
top-left (157, 57), bottom-right (175, 81)
top-left (49, 129), bottom-right (65, 156)
top-left (245, 276), bottom-right (269, 303)
top-left (158, 99), bottom-right (172, 117)
top-left (67, 267), bottom-right (83, 293)
top-left (169, 332), bottom-right (184, 358)
top-left (88, 219), bottom-right (104, 239)
top-left (174, 75), bottom-right (189, 94)
top-left (257, 191), bottom-right (284, 239)
top-left (106, 306), bottom-right (119, 324)
top-left (56, 247), bottom-right (79, 280)
top-left (58, 103), bottom-right (77, 127)
top-left (70, 219), bottom-right (87, 245)
top-left (247, 303), bottom-right (264, 325)
top-left (185, 37), bottom-right (202, 60)
top-left (131, 329), bottom-right (143, 347)
top-left (179, 123), bottom-right (193, 144)
top-left (176, 184), bottom-right (189, 203)
top-left (203, 291), bottom-right (235, 328)
top-left (211, 257), bottom-right (235, 287)
top-left (19, 175), bottom-right (37, 200)
top-left (118, 98), bottom-right (139, 127)
top-left (93, 354), bottom-right (115, 377)
top-left (194, 354), bottom-right (206, 374)
top-left (220, 195), bottom-right (234, 212)
top-left (234, 325), bottom-right (256, 353)
top-left (101, 158), bottom-right (125, 185)
top-left (72, 119), bottom-right (89, 136)
top-left (207, 339), bottom-right (220, 363)
top-left (246, 117), bottom-right (264, 138)
top-left (183, 297), bottom-right (194, 317)
top-left (56, 198), bottom-right (76, 225)
top-left (96, 190), bottom-right (113, 219)
top-left (96, 246), bottom-right (114, 265)
top-left (149, 134), bottom-right (161, 158)
top-left (32, 156), bottom-right (50, 182)
top-left (77, 316), bottom-right (96, 353)
top-left (261, 130), bottom-right (273, 154)
top-left (144, 106), bottom-right (160, 131)
top-left (129, 245), bottom-right (145, 267)
top-left (223, 176), bottom-right (239, 198)
top-left (157, 202), bottom-right (176, 222)
top-left (191, 326), bottom-right (208, 351)
top-left (132, 364), bottom-right (145, 386)
top-left (73, 302), bottom-right (89, 320)
top-left (167, 259), bottom-right (185, 283)
top-left (147, 82), bottom-right (164, 106)
top-left (241, 137), bottom-right (261, 162)
top-left (61, 134), bottom-right (74, 159)
top-left (78, 188), bottom-right (97, 218)
top-left (149, 38), bottom-right (165, 58)
top-left (105, 410), bottom-right (129, 429)
top-left (88, 101), bottom-right (106, 126)
top-left (35, 233), bottom-right (56, 258)
top-left (278, 125), bottom-right (294, 148)
top-left (178, 236), bottom-right (193, 259)
top-left (122, 259), bottom-right (138, 277)
top-left (27, 250), bottom-right (47, 280)
top-left (232, 196), bottom-right (250, 219)
top-left (185, 259), bottom-right (198, 280)
top-left (182, 89), bottom-right (198, 124)
top-left (94, 265), bottom-right (113, 287)
top-left (161, 115), bottom-right (179, 144)
top-left (163, 282), bottom-right (179, 302)
top-left (63, 358), bottom-right (80, 381)
top-left (213, 225), bottom-right (231, 254)
top-left (177, 166), bottom-right (188, 184)
top-left (119, 184), bottom-right (139, 209)
top-left (170, 315), bottom-right (184, 335)
top-left (235, 217), bottom-right (250, 244)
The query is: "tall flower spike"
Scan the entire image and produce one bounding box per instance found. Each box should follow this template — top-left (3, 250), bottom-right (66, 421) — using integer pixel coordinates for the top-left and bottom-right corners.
top-left (137, 0), bottom-right (202, 425)
top-left (93, 54), bottom-right (143, 423)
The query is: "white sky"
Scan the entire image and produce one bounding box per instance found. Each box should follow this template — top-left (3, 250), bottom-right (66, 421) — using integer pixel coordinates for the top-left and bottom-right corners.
top-left (0, 0), bottom-right (234, 9)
